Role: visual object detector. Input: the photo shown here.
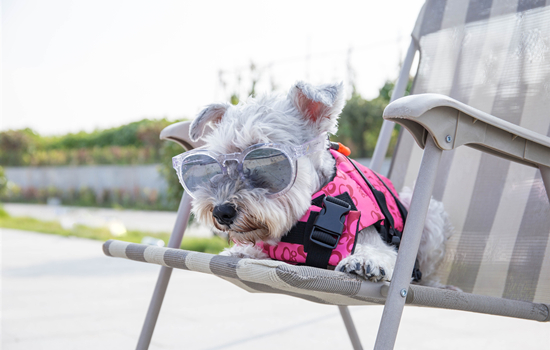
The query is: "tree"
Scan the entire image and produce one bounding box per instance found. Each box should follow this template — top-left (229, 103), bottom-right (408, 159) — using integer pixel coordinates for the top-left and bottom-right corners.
top-left (335, 93), bottom-right (386, 158)
top-left (334, 79), bottom-right (412, 158)
top-left (0, 129), bottom-right (37, 166)
top-left (159, 140), bottom-right (186, 209)
top-left (0, 166), bottom-right (7, 197)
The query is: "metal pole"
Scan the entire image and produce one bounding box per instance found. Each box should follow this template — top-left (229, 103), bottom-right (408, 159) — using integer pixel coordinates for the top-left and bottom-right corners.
top-left (373, 136), bottom-right (442, 350)
top-left (136, 192), bottom-right (193, 350)
top-left (540, 166), bottom-right (550, 203)
top-left (370, 39), bottom-right (418, 173)
top-left (338, 306), bottom-right (364, 350)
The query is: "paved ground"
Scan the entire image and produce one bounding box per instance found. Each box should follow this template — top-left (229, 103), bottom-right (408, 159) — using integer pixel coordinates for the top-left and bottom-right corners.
top-left (2, 228), bottom-right (549, 349)
top-left (3, 203), bottom-right (211, 237)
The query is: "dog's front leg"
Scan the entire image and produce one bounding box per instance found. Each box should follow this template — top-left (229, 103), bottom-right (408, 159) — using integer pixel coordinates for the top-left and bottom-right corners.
top-left (336, 225), bottom-right (397, 282)
top-left (220, 244), bottom-right (270, 259)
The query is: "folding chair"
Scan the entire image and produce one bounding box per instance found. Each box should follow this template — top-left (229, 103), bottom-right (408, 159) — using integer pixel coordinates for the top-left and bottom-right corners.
top-left (103, 1), bottom-right (550, 349)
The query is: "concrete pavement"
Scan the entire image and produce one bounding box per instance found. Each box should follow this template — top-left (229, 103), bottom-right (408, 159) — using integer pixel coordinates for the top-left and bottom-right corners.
top-left (2, 228), bottom-right (549, 349)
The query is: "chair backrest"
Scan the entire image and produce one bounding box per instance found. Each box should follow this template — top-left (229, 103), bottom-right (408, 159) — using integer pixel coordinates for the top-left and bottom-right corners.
top-left (389, 0), bottom-right (550, 303)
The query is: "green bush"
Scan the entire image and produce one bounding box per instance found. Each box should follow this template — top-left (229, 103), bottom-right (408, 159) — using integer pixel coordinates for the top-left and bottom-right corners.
top-left (181, 236), bottom-right (230, 254)
top-left (0, 119), bottom-right (179, 166)
top-left (159, 140), bottom-right (186, 209)
top-left (0, 166), bottom-right (7, 197)
top-left (333, 80), bottom-right (411, 158)
top-left (0, 184), bottom-right (177, 211)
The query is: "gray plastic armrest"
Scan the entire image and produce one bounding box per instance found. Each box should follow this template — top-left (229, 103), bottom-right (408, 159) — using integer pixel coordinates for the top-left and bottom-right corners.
top-left (160, 121), bottom-right (211, 151)
top-left (384, 93), bottom-right (550, 168)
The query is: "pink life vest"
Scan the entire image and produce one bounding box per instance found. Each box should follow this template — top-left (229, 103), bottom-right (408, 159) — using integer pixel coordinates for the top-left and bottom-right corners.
top-left (258, 149), bottom-right (406, 268)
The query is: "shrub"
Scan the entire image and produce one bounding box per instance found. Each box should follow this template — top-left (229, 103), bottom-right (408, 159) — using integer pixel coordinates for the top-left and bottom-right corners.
top-left (0, 119), bottom-right (177, 166)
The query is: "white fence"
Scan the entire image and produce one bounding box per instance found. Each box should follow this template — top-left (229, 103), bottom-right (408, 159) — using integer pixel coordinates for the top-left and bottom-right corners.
top-left (4, 164), bottom-right (168, 193)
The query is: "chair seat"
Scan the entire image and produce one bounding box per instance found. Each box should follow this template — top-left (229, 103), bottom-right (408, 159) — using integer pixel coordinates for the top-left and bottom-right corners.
top-left (103, 239), bottom-right (387, 306)
top-left (103, 240), bottom-right (550, 322)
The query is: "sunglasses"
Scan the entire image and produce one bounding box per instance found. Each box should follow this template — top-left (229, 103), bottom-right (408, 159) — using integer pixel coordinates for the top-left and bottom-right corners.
top-left (172, 133), bottom-right (329, 199)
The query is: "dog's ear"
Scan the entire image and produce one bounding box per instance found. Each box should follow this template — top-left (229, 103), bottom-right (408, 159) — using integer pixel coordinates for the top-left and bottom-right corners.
top-left (288, 82), bottom-right (345, 134)
top-left (189, 103), bottom-right (231, 142)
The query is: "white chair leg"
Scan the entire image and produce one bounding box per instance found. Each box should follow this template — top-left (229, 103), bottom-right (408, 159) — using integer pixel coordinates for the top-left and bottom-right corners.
top-left (136, 192), bottom-right (193, 350)
top-left (373, 136), bottom-right (443, 350)
top-left (338, 306), bottom-right (364, 350)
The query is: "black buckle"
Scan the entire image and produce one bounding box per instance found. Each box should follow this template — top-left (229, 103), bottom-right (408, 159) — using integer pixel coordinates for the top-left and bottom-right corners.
top-left (309, 196), bottom-right (351, 249)
top-left (390, 228), bottom-right (402, 248)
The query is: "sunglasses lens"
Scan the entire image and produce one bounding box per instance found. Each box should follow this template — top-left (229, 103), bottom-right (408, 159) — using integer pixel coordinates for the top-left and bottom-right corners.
top-left (243, 148), bottom-right (294, 194)
top-left (180, 154), bottom-right (222, 194)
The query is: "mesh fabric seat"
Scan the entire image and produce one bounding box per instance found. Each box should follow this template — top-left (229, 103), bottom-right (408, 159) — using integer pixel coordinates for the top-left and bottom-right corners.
top-left (390, 0), bottom-right (550, 304)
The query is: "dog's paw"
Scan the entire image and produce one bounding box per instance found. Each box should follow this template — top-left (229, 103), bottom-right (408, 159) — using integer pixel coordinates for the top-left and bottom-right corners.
top-left (336, 252), bottom-right (396, 282)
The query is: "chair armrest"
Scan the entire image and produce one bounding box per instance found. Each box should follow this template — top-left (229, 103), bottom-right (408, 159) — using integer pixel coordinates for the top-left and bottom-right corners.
top-left (160, 121), bottom-right (211, 151)
top-left (384, 93), bottom-right (550, 168)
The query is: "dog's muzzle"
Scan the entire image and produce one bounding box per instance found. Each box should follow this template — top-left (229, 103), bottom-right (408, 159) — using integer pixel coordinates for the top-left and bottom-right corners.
top-left (212, 203), bottom-right (237, 226)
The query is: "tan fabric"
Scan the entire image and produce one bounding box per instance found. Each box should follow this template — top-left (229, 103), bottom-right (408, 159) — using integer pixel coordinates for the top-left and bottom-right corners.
top-left (103, 240), bottom-right (385, 306)
top-left (103, 240), bottom-right (550, 321)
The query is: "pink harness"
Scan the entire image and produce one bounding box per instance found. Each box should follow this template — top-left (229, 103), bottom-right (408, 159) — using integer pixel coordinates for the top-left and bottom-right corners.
top-left (258, 150), bottom-right (406, 268)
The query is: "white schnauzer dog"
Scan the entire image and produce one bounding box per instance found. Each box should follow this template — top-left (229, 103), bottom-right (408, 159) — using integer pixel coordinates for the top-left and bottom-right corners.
top-left (174, 82), bottom-right (452, 286)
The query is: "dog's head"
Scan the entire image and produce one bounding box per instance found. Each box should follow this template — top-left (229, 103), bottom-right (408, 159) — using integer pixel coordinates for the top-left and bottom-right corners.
top-left (187, 82), bottom-right (345, 245)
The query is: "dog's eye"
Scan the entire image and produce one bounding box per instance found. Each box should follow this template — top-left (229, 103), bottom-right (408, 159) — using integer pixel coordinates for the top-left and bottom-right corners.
top-left (245, 168), bottom-right (272, 190)
top-left (242, 151), bottom-right (294, 194)
top-left (210, 174), bottom-right (224, 183)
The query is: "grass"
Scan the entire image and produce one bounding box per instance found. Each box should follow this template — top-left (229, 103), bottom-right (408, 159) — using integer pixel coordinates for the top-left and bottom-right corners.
top-left (0, 206), bottom-right (230, 254)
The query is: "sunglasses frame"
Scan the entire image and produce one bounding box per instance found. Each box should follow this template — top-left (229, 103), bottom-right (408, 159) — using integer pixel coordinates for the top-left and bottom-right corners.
top-left (172, 132), bottom-right (329, 199)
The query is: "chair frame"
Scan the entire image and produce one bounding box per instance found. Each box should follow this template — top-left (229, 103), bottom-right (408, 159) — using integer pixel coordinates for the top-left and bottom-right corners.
top-left (128, 31), bottom-right (550, 348)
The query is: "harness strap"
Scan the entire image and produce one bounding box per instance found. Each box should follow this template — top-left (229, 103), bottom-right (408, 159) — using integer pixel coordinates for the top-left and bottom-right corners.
top-left (281, 193), bottom-right (354, 268)
top-left (346, 157), bottom-right (396, 234)
top-left (305, 196), bottom-right (351, 268)
top-left (371, 171), bottom-right (408, 222)
top-left (279, 156), bottom-right (422, 281)
top-left (346, 157), bottom-right (422, 282)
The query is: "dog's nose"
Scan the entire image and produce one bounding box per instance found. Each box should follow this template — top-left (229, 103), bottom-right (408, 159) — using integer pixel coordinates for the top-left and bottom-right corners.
top-left (212, 204), bottom-right (237, 226)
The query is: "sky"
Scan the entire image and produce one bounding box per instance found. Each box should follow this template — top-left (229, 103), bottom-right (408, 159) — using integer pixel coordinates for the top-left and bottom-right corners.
top-left (2, 0), bottom-right (424, 135)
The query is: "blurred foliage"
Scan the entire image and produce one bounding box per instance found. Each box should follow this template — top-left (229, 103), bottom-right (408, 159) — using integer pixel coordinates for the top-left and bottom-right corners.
top-left (333, 79), bottom-right (412, 158)
top-left (0, 119), bottom-right (176, 166)
top-left (0, 182), bottom-right (176, 211)
top-left (181, 236), bottom-right (231, 254)
top-left (159, 140), bottom-right (187, 209)
top-left (0, 166), bottom-right (7, 197)
top-left (43, 118), bottom-right (169, 150)
top-left (0, 118), bottom-right (186, 210)
top-left (0, 118), bottom-right (189, 210)
top-left (0, 128), bottom-right (38, 166)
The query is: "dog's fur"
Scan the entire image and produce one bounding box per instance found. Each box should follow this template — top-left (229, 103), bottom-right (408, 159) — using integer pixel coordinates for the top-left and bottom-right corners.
top-left (188, 82), bottom-right (452, 285)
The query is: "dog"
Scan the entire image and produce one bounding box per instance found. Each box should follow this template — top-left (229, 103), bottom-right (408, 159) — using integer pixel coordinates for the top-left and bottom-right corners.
top-left (181, 82), bottom-right (452, 286)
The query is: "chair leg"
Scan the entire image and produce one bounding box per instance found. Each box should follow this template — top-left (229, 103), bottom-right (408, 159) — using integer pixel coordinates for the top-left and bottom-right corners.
top-left (136, 192), bottom-right (193, 350)
top-left (338, 306), bottom-right (364, 350)
top-left (373, 136), bottom-right (442, 350)
top-left (540, 165), bottom-right (550, 203)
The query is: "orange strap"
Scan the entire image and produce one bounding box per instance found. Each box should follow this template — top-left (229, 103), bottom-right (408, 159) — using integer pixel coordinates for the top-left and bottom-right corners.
top-left (336, 142), bottom-right (351, 156)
